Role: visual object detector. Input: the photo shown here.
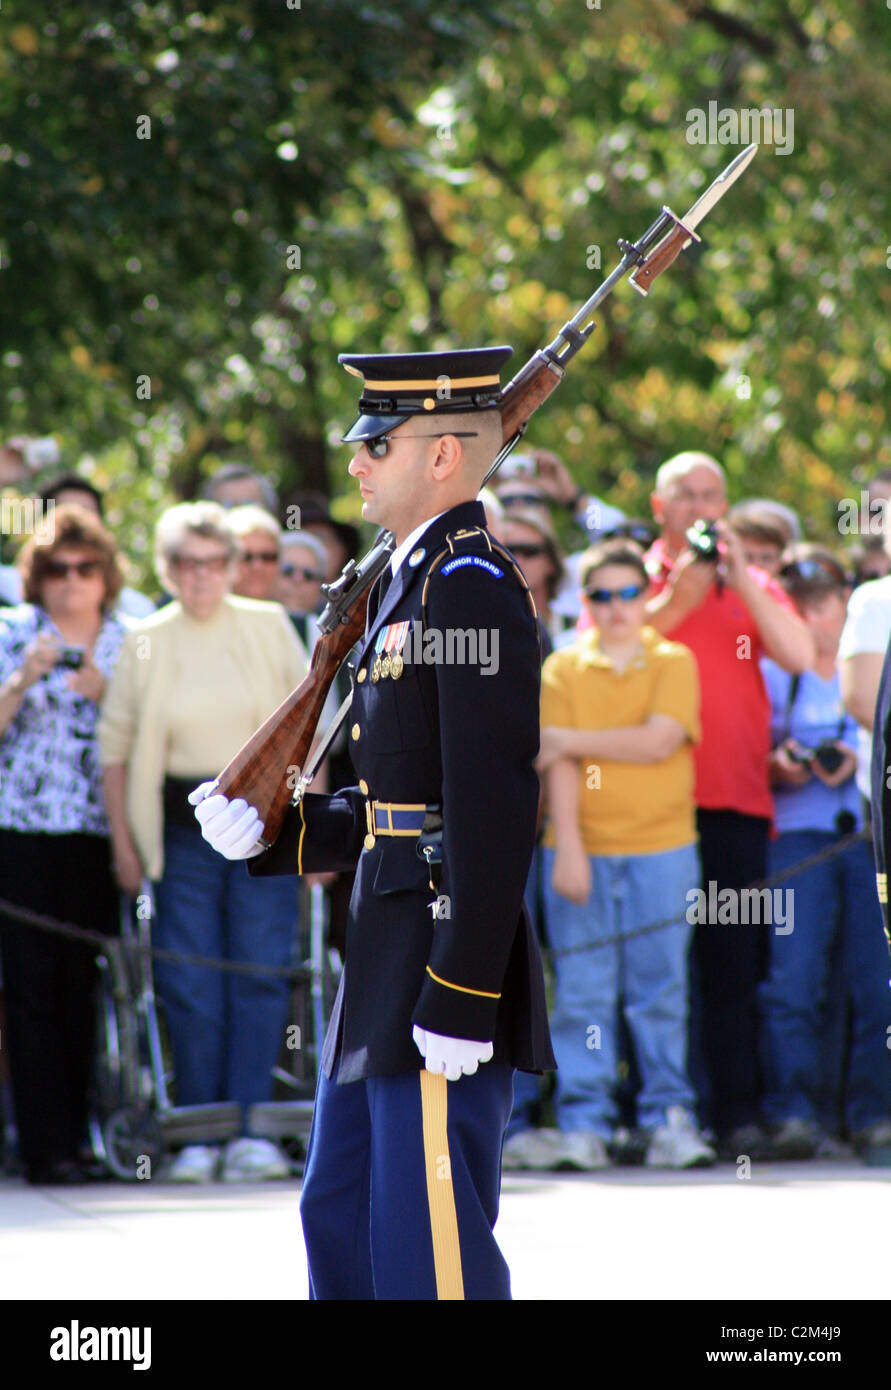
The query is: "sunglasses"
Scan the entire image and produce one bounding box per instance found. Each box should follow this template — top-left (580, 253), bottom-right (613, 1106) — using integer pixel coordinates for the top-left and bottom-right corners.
top-left (171, 554), bottom-right (229, 574)
top-left (779, 558), bottom-right (848, 587)
top-left (240, 550), bottom-right (280, 566)
top-left (501, 491), bottom-right (548, 509)
top-left (510, 543), bottom-right (548, 559)
top-left (585, 583), bottom-right (646, 604)
top-left (364, 432), bottom-right (478, 460)
top-left (282, 564), bottom-right (324, 581)
top-left (44, 559), bottom-right (103, 580)
top-left (602, 523), bottom-right (656, 546)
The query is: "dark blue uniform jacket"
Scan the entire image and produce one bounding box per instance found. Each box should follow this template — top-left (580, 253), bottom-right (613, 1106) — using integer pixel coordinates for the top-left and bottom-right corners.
top-left (250, 499), bottom-right (556, 1083)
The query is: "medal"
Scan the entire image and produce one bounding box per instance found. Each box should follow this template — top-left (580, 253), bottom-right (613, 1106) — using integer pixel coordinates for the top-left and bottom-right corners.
top-left (373, 620), bottom-right (409, 683)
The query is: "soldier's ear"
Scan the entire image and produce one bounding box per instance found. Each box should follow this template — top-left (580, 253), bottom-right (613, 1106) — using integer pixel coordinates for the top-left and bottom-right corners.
top-left (429, 433), bottom-right (463, 482)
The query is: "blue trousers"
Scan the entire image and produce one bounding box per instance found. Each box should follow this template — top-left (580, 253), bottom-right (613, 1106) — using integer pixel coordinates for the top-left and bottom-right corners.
top-left (759, 832), bottom-right (891, 1132)
top-left (300, 1062), bottom-right (515, 1300)
top-left (508, 844), bottom-right (545, 1137)
top-left (543, 842), bottom-right (699, 1136)
top-left (152, 823), bottom-right (297, 1120)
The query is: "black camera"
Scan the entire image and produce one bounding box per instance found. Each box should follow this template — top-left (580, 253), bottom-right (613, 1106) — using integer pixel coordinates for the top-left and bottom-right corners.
top-left (787, 739), bottom-right (846, 775)
top-left (812, 741), bottom-right (846, 775)
top-left (56, 646), bottom-right (85, 671)
top-left (685, 519), bottom-right (720, 561)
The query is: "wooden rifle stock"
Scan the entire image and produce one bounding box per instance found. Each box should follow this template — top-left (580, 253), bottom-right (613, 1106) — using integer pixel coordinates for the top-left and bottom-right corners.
top-left (498, 351), bottom-right (564, 443)
top-left (212, 531), bottom-right (393, 846)
top-left (214, 602), bottom-right (367, 846)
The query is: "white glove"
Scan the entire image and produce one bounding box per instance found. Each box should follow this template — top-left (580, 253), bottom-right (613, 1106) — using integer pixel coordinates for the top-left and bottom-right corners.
top-left (412, 1026), bottom-right (494, 1081)
top-left (188, 781), bottom-right (266, 859)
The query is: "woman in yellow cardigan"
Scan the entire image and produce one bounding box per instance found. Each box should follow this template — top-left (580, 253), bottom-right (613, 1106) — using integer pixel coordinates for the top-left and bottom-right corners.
top-left (99, 502), bottom-right (309, 1183)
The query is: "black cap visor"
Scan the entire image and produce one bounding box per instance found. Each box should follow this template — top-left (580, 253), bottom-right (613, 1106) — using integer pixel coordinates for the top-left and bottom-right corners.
top-left (342, 412), bottom-right (410, 445)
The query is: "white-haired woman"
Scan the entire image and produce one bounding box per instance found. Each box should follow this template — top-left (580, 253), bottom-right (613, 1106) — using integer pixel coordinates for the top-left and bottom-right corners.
top-left (228, 504), bottom-right (283, 604)
top-left (99, 502), bottom-right (309, 1183)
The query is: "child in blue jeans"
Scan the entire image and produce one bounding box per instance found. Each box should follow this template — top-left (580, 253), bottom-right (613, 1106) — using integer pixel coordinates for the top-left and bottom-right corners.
top-left (504, 540), bottom-right (713, 1171)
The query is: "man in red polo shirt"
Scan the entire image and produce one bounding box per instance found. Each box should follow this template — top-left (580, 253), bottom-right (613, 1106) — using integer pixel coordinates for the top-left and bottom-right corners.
top-left (644, 452), bottom-right (814, 1157)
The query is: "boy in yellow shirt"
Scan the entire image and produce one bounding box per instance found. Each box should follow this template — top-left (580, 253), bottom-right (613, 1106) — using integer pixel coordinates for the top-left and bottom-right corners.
top-left (516, 539), bottom-right (714, 1170)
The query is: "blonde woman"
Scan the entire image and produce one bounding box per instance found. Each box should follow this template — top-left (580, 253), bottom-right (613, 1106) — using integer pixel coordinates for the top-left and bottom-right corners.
top-left (99, 502), bottom-right (309, 1183)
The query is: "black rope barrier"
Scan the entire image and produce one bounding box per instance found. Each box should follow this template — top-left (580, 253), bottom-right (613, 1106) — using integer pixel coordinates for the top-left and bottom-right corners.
top-left (0, 827), bottom-right (874, 971)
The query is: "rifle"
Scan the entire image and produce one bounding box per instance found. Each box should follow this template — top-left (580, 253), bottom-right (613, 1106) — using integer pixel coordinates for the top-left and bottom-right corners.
top-left (211, 142), bottom-right (757, 846)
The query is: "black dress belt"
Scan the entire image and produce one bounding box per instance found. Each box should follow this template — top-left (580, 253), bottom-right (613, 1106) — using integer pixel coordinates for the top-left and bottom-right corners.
top-left (163, 774), bottom-right (217, 830)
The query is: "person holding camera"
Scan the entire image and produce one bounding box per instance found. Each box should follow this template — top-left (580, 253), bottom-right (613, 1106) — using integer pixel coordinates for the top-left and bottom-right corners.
top-left (761, 546), bottom-right (891, 1162)
top-left (0, 505), bottom-right (127, 1184)
top-left (644, 452), bottom-right (814, 1158)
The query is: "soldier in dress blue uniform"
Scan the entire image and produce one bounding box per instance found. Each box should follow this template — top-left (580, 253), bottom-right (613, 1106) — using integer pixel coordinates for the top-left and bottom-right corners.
top-left (191, 345), bottom-right (555, 1300)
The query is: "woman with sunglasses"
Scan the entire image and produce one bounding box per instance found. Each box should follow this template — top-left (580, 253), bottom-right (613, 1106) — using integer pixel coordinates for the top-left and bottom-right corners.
top-left (495, 509), bottom-right (566, 658)
top-left (99, 502), bottom-right (310, 1183)
top-left (0, 505), bottom-right (128, 1184)
top-left (228, 504), bottom-right (284, 604)
top-left (275, 529), bottom-right (328, 633)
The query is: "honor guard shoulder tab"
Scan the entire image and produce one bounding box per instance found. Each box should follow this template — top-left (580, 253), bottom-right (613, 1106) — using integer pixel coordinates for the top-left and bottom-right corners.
top-left (421, 525), bottom-right (538, 627)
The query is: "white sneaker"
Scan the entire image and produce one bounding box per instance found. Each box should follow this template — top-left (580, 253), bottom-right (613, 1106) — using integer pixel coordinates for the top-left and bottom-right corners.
top-left (551, 1130), bottom-right (610, 1171)
top-left (645, 1107), bottom-right (716, 1169)
top-left (165, 1144), bottom-right (220, 1183)
top-left (220, 1136), bottom-right (290, 1182)
top-left (502, 1128), bottom-right (565, 1171)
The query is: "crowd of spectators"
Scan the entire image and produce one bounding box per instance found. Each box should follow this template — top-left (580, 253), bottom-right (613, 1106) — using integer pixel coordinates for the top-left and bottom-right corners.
top-left (490, 449), bottom-right (891, 1171)
top-left (0, 438), bottom-right (890, 1184)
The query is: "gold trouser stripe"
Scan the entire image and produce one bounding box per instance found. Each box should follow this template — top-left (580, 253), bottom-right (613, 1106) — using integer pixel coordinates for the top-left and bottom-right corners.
top-left (426, 965), bottom-right (501, 999)
top-left (296, 799), bottom-right (307, 875)
top-left (359, 373), bottom-right (501, 391)
top-left (420, 1071), bottom-right (465, 1301)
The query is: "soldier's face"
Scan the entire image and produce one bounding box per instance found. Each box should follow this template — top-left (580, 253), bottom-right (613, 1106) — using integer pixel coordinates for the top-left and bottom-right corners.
top-left (348, 421), bottom-right (435, 540)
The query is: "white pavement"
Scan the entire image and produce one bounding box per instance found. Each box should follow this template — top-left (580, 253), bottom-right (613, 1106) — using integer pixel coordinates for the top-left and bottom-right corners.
top-left (1, 1163), bottom-right (888, 1301)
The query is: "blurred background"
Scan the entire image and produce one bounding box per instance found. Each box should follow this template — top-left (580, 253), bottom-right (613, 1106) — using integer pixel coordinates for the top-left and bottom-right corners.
top-left (0, 0), bottom-right (888, 590)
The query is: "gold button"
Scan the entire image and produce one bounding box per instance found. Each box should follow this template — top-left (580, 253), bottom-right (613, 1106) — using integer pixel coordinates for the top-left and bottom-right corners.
top-left (364, 833), bottom-right (376, 850)
top-left (359, 779), bottom-right (369, 795)
top-left (351, 723), bottom-right (360, 741)
top-left (357, 667), bottom-right (367, 684)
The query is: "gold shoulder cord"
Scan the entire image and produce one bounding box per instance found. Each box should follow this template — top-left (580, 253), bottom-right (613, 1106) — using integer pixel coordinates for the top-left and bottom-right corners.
top-left (420, 526), bottom-right (539, 628)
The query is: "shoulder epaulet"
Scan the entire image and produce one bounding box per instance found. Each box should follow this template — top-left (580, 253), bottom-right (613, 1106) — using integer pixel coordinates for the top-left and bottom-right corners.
top-left (421, 524), bottom-right (538, 625)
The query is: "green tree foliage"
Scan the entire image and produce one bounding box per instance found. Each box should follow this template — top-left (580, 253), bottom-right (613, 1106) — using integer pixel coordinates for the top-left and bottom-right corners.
top-left (0, 0), bottom-right (888, 579)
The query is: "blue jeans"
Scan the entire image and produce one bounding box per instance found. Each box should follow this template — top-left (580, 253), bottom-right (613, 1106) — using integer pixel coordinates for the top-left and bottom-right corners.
top-left (543, 842), bottom-right (700, 1137)
top-left (759, 831), bottom-right (891, 1132)
top-left (153, 824), bottom-right (298, 1124)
